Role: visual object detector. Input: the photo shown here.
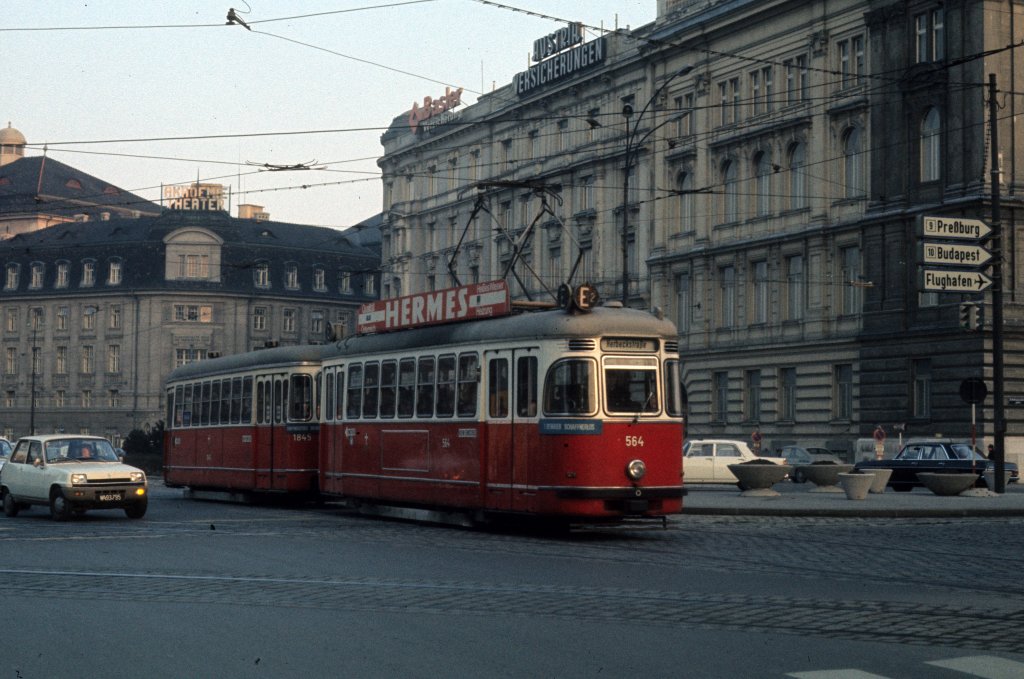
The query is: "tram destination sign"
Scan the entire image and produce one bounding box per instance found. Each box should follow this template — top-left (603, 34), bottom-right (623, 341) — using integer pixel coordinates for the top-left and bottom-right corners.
top-left (357, 280), bottom-right (511, 334)
top-left (919, 242), bottom-right (993, 267)
top-left (920, 269), bottom-right (993, 293)
top-left (919, 215), bottom-right (992, 241)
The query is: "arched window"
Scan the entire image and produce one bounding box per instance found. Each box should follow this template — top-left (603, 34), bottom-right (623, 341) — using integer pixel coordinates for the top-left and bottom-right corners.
top-left (920, 108), bottom-right (941, 182)
top-left (788, 142), bottom-right (807, 210)
top-left (754, 151), bottom-right (772, 217)
top-left (721, 160), bottom-right (738, 223)
top-left (843, 127), bottom-right (864, 198)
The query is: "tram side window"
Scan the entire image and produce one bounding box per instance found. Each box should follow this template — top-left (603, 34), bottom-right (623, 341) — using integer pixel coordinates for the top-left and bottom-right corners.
top-left (457, 353), bottom-right (479, 418)
top-left (363, 362), bottom-right (380, 419)
top-left (200, 381), bottom-right (212, 426)
top-left (605, 367), bottom-right (659, 414)
top-left (346, 364), bottom-right (363, 419)
top-left (544, 359), bottom-right (595, 415)
top-left (241, 376), bottom-right (253, 423)
top-left (379, 360), bottom-right (397, 419)
top-left (436, 354), bottom-right (456, 418)
top-left (289, 374), bottom-right (312, 422)
top-left (416, 357), bottom-right (435, 417)
top-left (325, 371), bottom-right (335, 422)
top-left (278, 378), bottom-right (288, 424)
top-left (397, 358), bottom-right (416, 418)
top-left (256, 381), bottom-right (266, 424)
top-left (219, 379), bottom-right (232, 423)
top-left (230, 377), bottom-right (242, 424)
top-left (315, 372), bottom-right (322, 420)
top-left (334, 368), bottom-right (345, 420)
top-left (182, 384), bottom-right (194, 426)
top-left (210, 380), bottom-right (222, 425)
top-left (516, 356), bottom-right (538, 417)
top-left (174, 385), bottom-right (184, 427)
top-left (665, 359), bottom-right (684, 417)
top-left (489, 358), bottom-right (509, 418)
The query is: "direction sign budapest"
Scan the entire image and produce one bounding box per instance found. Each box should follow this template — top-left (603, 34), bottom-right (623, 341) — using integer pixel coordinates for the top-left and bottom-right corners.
top-left (920, 242), bottom-right (993, 266)
top-left (921, 269), bottom-right (993, 293)
top-left (920, 216), bottom-right (991, 240)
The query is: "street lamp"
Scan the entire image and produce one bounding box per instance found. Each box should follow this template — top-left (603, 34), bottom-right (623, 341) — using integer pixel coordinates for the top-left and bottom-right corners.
top-left (621, 63), bottom-right (694, 304)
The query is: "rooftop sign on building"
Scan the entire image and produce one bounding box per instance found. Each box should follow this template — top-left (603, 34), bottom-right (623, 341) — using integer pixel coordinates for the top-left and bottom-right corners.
top-left (408, 87), bottom-right (464, 133)
top-left (514, 22), bottom-right (606, 97)
top-left (357, 280), bottom-right (510, 334)
top-left (163, 183), bottom-right (226, 211)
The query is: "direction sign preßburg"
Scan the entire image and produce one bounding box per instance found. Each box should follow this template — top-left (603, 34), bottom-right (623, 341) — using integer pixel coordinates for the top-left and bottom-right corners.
top-left (921, 269), bottom-right (993, 293)
top-left (919, 216), bottom-right (992, 240)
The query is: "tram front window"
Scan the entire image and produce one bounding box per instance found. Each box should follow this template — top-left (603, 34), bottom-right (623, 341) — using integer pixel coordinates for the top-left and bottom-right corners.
top-left (544, 359), bottom-right (595, 416)
top-left (605, 367), bottom-right (659, 414)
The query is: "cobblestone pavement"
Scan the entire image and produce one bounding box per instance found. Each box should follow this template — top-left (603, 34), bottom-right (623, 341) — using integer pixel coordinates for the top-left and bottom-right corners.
top-left (2, 495), bottom-right (1023, 656)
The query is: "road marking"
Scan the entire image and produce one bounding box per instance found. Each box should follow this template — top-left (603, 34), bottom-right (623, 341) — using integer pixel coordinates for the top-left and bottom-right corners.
top-left (787, 671), bottom-right (889, 678)
top-left (927, 655), bottom-right (1024, 678)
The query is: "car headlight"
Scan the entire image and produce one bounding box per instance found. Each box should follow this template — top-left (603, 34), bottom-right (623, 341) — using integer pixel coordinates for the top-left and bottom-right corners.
top-left (71, 473), bottom-right (88, 485)
top-left (130, 472), bottom-right (145, 483)
top-left (626, 458), bottom-right (646, 481)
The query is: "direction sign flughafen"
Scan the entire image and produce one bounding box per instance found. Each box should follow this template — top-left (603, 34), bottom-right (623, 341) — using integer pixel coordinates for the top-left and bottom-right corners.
top-left (918, 215), bottom-right (993, 293)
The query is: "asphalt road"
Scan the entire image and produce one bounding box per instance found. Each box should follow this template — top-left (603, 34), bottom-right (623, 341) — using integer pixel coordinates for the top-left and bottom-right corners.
top-left (1, 483), bottom-right (1022, 678)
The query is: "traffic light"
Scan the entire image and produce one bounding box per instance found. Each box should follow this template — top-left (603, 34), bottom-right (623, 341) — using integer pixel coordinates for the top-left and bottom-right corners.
top-left (959, 301), bottom-right (981, 331)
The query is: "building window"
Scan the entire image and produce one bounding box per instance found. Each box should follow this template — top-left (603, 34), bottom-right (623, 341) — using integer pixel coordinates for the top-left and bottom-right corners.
top-left (314, 267), bottom-right (326, 292)
top-left (786, 255), bottom-right (805, 321)
top-left (754, 152), bottom-right (771, 217)
top-left (30, 262), bottom-right (44, 289)
top-left (5, 264), bottom-right (18, 290)
top-left (56, 262), bottom-right (69, 288)
top-left (921, 108), bottom-right (941, 182)
top-left (834, 363), bottom-right (853, 420)
top-left (311, 310), bottom-right (325, 338)
top-left (253, 306), bottom-right (267, 331)
top-left (56, 306), bottom-right (69, 331)
top-left (719, 265), bottom-right (736, 328)
top-left (4, 347), bottom-right (16, 375)
top-left (365, 274), bottom-right (376, 295)
top-left (55, 390), bottom-right (66, 408)
top-left (779, 367), bottom-right (797, 422)
top-left (283, 308), bottom-right (297, 333)
top-left (5, 307), bottom-right (17, 333)
top-left (837, 36), bottom-right (864, 88)
top-left (108, 260), bottom-right (122, 285)
top-left (915, 9), bottom-right (944, 63)
top-left (107, 345), bottom-right (120, 373)
top-left (713, 371), bottom-right (729, 423)
top-left (675, 94), bottom-right (694, 137)
top-left (730, 77), bottom-right (740, 123)
top-left (912, 358), bottom-right (932, 418)
top-left (175, 348), bottom-right (207, 367)
top-left (843, 127), bottom-right (865, 198)
top-left (745, 369), bottom-right (762, 422)
top-left (174, 304), bottom-right (212, 323)
top-left (81, 346), bottom-right (94, 374)
top-left (676, 171), bottom-right (695, 233)
top-left (285, 263), bottom-right (299, 290)
top-left (109, 304), bottom-right (122, 330)
top-left (675, 273), bottom-right (691, 333)
top-left (751, 260), bottom-right (769, 324)
top-left (788, 142), bottom-right (807, 210)
top-left (721, 160), bottom-right (738, 223)
top-left (56, 346), bottom-right (68, 374)
top-left (841, 245), bottom-right (862, 315)
top-left (254, 262), bottom-right (270, 288)
top-left (109, 389), bottom-right (120, 408)
top-left (82, 307), bottom-right (97, 332)
top-left (339, 272), bottom-right (352, 294)
top-left (81, 261), bottom-right (95, 287)
top-left (5, 390), bottom-right (15, 408)
top-left (750, 69), bottom-right (761, 116)
top-left (81, 390), bottom-right (92, 408)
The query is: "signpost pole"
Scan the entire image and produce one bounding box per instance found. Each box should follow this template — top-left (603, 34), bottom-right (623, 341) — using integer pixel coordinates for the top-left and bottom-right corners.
top-left (989, 73), bottom-right (1007, 493)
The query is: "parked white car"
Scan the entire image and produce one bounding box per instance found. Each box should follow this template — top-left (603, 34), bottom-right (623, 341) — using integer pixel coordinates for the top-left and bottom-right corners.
top-left (683, 439), bottom-right (787, 484)
top-left (1, 435), bottom-right (147, 520)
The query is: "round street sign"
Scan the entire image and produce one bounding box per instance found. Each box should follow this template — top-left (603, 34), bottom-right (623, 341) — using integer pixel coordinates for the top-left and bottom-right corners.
top-left (959, 378), bottom-right (988, 404)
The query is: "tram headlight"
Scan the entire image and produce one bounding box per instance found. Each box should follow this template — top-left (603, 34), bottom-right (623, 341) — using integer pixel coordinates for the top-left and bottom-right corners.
top-left (626, 459), bottom-right (647, 481)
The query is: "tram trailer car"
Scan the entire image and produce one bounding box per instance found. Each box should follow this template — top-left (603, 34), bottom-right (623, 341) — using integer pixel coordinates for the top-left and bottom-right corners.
top-left (318, 304), bottom-right (685, 522)
top-left (163, 303), bottom-right (685, 523)
top-left (164, 345), bottom-right (327, 498)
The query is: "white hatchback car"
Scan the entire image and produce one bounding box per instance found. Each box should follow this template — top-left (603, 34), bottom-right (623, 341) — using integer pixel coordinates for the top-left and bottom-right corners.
top-left (0, 435), bottom-right (148, 520)
top-left (683, 439), bottom-right (787, 484)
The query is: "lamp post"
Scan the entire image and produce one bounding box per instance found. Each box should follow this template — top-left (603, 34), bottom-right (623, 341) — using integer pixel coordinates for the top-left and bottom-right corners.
top-left (621, 64), bottom-right (694, 304)
top-left (28, 310), bottom-right (40, 435)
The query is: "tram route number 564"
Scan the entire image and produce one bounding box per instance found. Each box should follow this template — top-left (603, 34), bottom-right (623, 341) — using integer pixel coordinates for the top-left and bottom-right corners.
top-left (625, 436), bottom-right (645, 447)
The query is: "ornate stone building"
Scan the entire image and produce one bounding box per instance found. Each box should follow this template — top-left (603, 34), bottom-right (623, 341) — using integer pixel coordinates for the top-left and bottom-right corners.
top-left (378, 0), bottom-right (1024, 464)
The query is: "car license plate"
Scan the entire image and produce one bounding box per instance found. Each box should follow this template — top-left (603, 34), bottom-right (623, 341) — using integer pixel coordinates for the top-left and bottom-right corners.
top-left (98, 493), bottom-right (123, 502)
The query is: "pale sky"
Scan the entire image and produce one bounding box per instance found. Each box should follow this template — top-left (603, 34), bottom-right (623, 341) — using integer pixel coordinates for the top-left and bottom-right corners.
top-left (2, 1), bottom-right (655, 230)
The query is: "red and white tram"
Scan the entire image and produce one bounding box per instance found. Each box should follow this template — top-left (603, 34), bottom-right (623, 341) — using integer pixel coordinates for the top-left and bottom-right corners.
top-left (163, 282), bottom-right (685, 522)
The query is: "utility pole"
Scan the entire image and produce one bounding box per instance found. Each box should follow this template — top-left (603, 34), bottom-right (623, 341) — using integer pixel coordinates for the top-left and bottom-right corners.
top-left (989, 73), bottom-right (1007, 493)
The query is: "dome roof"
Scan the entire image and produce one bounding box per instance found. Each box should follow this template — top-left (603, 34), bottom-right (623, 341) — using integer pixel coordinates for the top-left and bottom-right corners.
top-left (0, 122), bottom-right (27, 147)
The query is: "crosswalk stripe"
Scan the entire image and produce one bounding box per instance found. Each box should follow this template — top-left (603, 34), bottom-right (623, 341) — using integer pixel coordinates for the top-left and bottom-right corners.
top-left (927, 655), bottom-right (1024, 679)
top-left (787, 671), bottom-right (890, 678)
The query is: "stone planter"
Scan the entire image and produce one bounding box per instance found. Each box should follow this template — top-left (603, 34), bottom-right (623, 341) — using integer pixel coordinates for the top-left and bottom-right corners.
top-left (796, 463), bottom-right (855, 493)
top-left (917, 472), bottom-right (979, 496)
top-left (983, 469), bottom-right (1013, 492)
top-left (867, 468), bottom-right (892, 494)
top-left (838, 472), bottom-right (874, 500)
top-left (728, 463), bottom-right (792, 497)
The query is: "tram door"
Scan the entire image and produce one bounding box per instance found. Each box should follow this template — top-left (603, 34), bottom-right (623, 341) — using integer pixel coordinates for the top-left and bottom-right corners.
top-left (484, 349), bottom-right (539, 511)
top-left (254, 373), bottom-right (287, 490)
